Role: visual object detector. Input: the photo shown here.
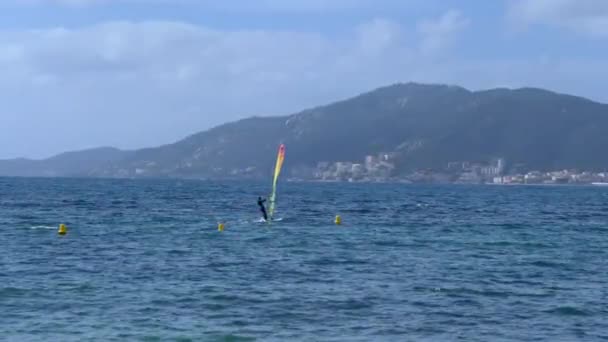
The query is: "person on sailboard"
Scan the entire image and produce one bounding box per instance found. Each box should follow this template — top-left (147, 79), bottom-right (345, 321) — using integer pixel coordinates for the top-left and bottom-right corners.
top-left (257, 196), bottom-right (268, 221)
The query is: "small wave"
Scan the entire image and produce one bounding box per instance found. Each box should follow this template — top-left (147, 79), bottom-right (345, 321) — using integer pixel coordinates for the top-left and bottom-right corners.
top-left (521, 242), bottom-right (554, 248)
top-left (174, 338), bottom-right (195, 342)
top-left (71, 282), bottom-right (96, 292)
top-left (167, 249), bottom-right (191, 255)
top-left (141, 336), bottom-right (162, 342)
top-left (207, 261), bottom-right (246, 268)
top-left (210, 334), bottom-right (256, 342)
top-left (209, 294), bottom-right (241, 302)
top-left (344, 208), bottom-right (374, 214)
top-left (29, 225), bottom-right (57, 230)
top-left (149, 298), bottom-right (173, 306)
top-left (483, 240), bottom-right (514, 247)
top-left (247, 236), bottom-right (271, 243)
top-left (443, 287), bottom-right (511, 298)
top-left (495, 222), bottom-right (526, 229)
top-left (529, 260), bottom-right (567, 268)
top-left (0, 286), bottom-right (28, 298)
top-left (546, 306), bottom-right (590, 316)
top-left (308, 257), bottom-right (369, 266)
top-left (9, 202), bottom-right (42, 209)
top-left (451, 298), bottom-right (482, 307)
top-left (373, 240), bottom-right (407, 248)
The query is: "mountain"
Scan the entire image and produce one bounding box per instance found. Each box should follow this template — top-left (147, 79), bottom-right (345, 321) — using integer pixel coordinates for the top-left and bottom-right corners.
top-left (4, 82), bottom-right (608, 179)
top-left (0, 147), bottom-right (131, 177)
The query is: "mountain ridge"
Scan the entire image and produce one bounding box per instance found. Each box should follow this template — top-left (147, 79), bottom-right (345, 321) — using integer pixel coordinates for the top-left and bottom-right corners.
top-left (0, 147), bottom-right (132, 177)
top-left (2, 82), bottom-right (607, 179)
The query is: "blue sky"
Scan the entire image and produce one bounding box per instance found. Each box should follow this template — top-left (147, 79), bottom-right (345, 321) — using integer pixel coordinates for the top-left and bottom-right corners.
top-left (1, 0), bottom-right (607, 158)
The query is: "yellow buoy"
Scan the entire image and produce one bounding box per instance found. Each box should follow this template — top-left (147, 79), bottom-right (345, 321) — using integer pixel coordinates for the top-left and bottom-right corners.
top-left (58, 224), bottom-right (67, 235)
top-left (334, 215), bottom-right (342, 225)
top-left (218, 223), bottom-right (225, 232)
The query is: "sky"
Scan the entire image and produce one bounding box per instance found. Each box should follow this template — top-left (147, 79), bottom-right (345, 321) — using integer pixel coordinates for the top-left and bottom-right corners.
top-left (1, 0), bottom-right (607, 159)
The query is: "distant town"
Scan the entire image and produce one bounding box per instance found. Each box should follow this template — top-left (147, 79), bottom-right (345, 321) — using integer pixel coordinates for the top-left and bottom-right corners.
top-left (285, 153), bottom-right (608, 185)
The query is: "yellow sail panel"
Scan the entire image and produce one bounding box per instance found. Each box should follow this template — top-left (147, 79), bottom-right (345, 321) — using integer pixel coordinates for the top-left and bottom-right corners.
top-left (268, 144), bottom-right (285, 220)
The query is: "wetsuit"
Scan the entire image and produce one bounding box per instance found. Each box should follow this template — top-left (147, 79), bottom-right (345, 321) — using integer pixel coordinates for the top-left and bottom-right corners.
top-left (257, 197), bottom-right (267, 221)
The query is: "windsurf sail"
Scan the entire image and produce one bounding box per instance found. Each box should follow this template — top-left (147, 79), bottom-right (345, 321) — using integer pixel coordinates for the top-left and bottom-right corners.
top-left (268, 144), bottom-right (285, 221)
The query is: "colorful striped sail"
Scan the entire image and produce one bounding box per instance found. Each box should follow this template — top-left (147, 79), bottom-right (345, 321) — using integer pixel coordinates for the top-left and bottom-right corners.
top-left (268, 144), bottom-right (285, 221)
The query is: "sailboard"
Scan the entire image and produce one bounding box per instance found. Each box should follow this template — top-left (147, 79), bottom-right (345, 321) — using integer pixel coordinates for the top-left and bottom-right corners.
top-left (256, 217), bottom-right (284, 223)
top-left (267, 143), bottom-right (285, 223)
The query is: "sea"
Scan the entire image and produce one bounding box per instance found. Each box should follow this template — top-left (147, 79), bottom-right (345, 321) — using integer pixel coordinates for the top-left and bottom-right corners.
top-left (1, 177), bottom-right (607, 341)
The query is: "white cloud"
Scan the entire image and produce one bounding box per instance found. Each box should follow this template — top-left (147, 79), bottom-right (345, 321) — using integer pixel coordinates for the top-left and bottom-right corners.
top-left (0, 19), bottom-right (419, 158)
top-left (417, 10), bottom-right (470, 54)
top-left (508, 0), bottom-right (608, 37)
top-left (356, 18), bottom-right (405, 56)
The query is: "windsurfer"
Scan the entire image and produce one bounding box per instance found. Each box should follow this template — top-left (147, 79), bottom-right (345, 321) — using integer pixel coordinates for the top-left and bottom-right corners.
top-left (257, 196), bottom-right (268, 221)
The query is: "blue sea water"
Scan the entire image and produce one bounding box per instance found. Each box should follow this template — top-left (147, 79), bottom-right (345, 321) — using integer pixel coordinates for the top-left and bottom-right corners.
top-left (1, 177), bottom-right (607, 341)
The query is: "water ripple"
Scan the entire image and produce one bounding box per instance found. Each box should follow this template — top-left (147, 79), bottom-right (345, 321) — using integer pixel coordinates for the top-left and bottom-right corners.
top-left (1, 179), bottom-right (608, 341)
